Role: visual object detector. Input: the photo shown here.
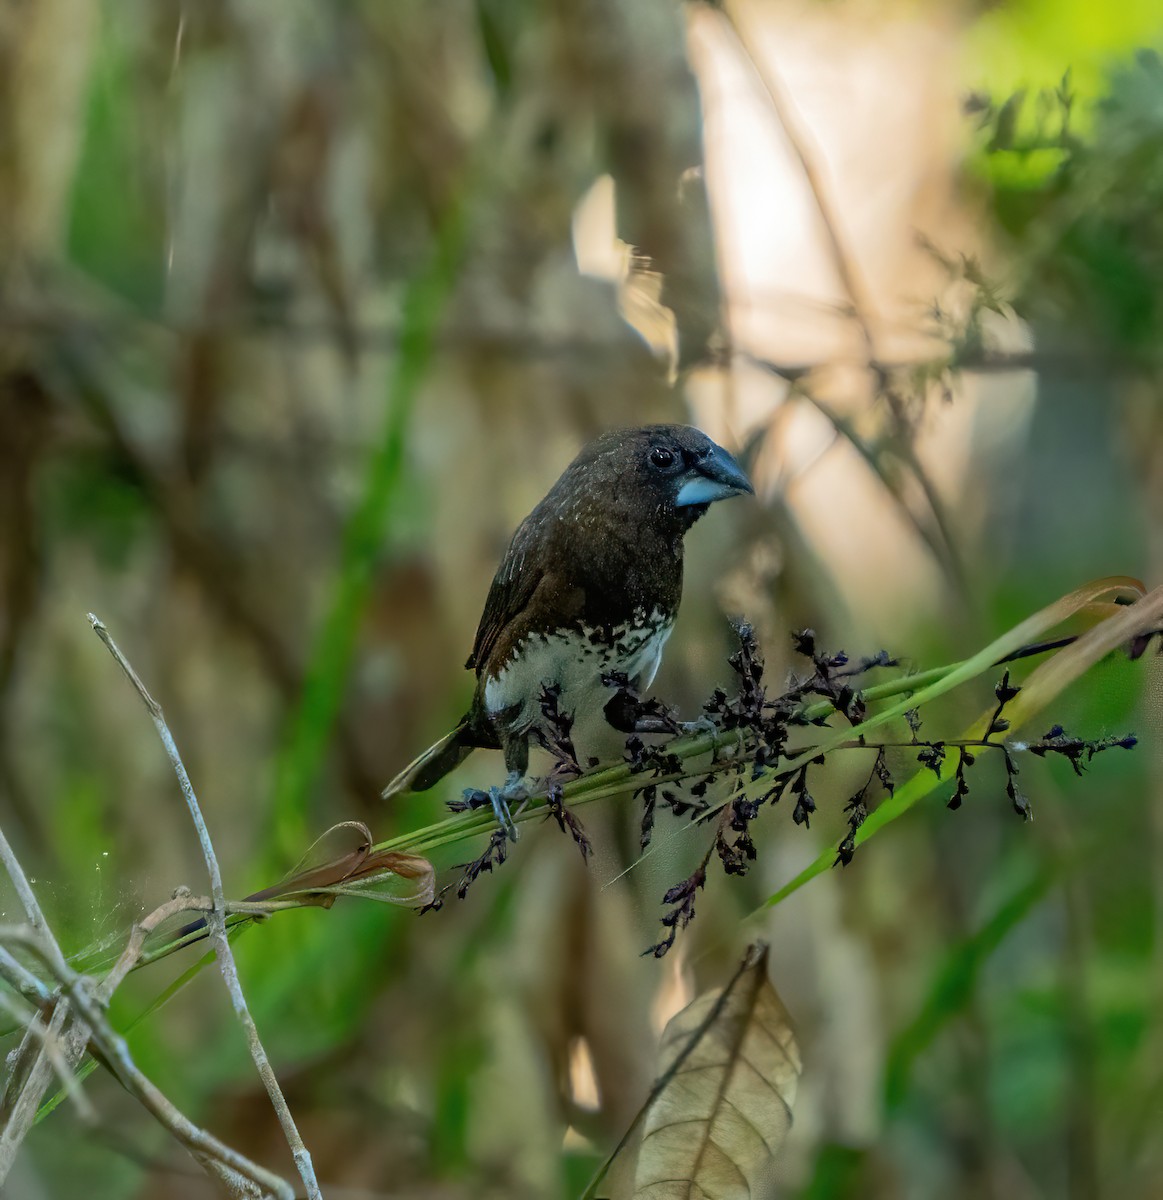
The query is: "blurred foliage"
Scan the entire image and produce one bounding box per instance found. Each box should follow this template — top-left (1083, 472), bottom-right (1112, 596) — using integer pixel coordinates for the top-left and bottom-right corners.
top-left (975, 50), bottom-right (1163, 358)
top-left (967, 0), bottom-right (1163, 106)
top-left (0, 0), bottom-right (1160, 1198)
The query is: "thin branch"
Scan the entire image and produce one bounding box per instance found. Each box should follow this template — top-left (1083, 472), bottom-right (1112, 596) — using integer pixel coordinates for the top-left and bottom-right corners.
top-left (1, 925), bottom-right (292, 1200)
top-left (0, 825), bottom-right (91, 1179)
top-left (98, 892), bottom-right (212, 1002)
top-left (88, 614), bottom-right (322, 1200)
top-left (0, 823), bottom-right (52, 945)
top-left (0, 864), bottom-right (285, 1195)
top-left (87, 616), bottom-right (221, 898)
top-left (0, 993), bottom-right (94, 1123)
top-left (0, 942), bottom-right (51, 1005)
top-left (0, 997), bottom-right (79, 1174)
top-left (97, 892), bottom-right (326, 993)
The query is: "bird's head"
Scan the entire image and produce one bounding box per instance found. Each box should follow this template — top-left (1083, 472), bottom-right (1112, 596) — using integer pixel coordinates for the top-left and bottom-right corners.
top-left (554, 425), bottom-right (753, 541)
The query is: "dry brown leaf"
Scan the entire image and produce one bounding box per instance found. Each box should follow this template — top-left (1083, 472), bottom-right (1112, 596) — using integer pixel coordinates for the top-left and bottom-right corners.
top-left (246, 822), bottom-right (435, 909)
top-left (633, 942), bottom-right (801, 1200)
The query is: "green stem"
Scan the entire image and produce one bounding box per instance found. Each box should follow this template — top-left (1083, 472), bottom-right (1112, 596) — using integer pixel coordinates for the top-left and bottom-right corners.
top-left (371, 660), bottom-right (967, 858)
top-left (112, 627), bottom-right (1107, 972)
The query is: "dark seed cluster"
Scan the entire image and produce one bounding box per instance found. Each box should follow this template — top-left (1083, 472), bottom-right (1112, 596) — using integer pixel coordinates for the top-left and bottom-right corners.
top-left (421, 827), bottom-right (512, 912)
top-left (544, 782), bottom-right (592, 861)
top-left (441, 623), bottom-right (1140, 952)
top-left (646, 856), bottom-right (710, 959)
top-left (455, 828), bottom-right (510, 900)
top-left (637, 630), bottom-right (1136, 955)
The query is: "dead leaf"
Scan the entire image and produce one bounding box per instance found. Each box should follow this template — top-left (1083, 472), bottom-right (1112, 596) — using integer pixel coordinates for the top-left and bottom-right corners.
top-left (247, 822), bottom-right (435, 909)
top-left (632, 942), bottom-right (801, 1200)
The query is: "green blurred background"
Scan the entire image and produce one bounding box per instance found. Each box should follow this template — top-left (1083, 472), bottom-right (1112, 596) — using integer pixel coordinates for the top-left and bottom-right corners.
top-left (1, 0), bottom-right (1162, 1196)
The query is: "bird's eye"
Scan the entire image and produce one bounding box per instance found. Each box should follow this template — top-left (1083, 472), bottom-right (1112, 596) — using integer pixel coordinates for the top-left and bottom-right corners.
top-left (649, 446), bottom-right (675, 470)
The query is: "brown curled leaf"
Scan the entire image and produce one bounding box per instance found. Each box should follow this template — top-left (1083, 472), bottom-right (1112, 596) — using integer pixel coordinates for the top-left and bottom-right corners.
top-left (247, 822), bottom-right (435, 909)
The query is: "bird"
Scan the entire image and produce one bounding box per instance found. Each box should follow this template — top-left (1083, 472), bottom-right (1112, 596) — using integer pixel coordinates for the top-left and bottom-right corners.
top-left (382, 424), bottom-right (753, 837)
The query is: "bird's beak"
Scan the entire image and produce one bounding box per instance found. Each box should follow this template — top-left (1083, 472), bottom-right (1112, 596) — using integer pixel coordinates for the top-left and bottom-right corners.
top-left (675, 442), bottom-right (754, 507)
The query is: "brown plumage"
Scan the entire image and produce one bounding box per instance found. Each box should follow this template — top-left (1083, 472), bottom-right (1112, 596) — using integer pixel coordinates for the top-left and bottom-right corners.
top-left (383, 425), bottom-right (752, 829)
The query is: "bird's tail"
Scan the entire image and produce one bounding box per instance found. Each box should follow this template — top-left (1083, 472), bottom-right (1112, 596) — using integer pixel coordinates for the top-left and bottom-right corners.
top-left (381, 720), bottom-right (476, 798)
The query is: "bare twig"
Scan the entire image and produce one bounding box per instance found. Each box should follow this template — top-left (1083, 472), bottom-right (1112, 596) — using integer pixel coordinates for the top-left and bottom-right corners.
top-left (0, 992), bottom-right (94, 1123)
top-left (0, 824), bottom-right (52, 945)
top-left (88, 614), bottom-right (322, 1200)
top-left (0, 825), bottom-right (91, 1180)
top-left (0, 944), bottom-right (51, 1005)
top-left (0, 996), bottom-right (80, 1173)
top-left (98, 891), bottom-right (212, 1002)
top-left (88, 617), bottom-right (222, 894)
top-left (97, 890), bottom-right (329, 996)
top-left (0, 835), bottom-right (284, 1195)
top-left (1, 925), bottom-right (292, 1199)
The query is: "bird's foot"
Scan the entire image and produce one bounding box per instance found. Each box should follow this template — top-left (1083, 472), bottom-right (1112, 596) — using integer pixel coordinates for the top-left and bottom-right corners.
top-left (457, 773), bottom-right (528, 842)
top-left (680, 715), bottom-right (718, 736)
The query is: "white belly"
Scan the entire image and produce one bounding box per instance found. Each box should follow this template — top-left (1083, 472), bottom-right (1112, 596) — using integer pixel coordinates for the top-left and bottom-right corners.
top-left (483, 615), bottom-right (673, 749)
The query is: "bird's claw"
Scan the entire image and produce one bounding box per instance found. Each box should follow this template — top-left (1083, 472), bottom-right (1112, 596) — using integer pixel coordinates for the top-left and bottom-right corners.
top-left (459, 776), bottom-right (527, 843)
top-left (489, 787), bottom-right (520, 842)
top-left (681, 715), bottom-right (718, 736)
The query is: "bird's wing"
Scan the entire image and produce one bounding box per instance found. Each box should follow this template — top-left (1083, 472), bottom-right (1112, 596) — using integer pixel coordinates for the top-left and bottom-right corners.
top-left (465, 516), bottom-right (544, 673)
